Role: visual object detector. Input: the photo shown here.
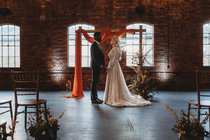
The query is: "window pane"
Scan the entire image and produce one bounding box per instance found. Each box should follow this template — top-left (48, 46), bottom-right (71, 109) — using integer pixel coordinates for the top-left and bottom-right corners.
top-left (69, 46), bottom-right (75, 56)
top-left (9, 26), bottom-right (14, 35)
top-left (15, 27), bottom-right (20, 35)
top-left (126, 46), bottom-right (133, 55)
top-left (82, 39), bottom-right (88, 45)
top-left (69, 35), bottom-right (75, 40)
top-left (9, 56), bottom-right (14, 67)
top-left (15, 35), bottom-right (20, 41)
top-left (82, 46), bottom-right (88, 56)
top-left (204, 24), bottom-right (210, 34)
top-left (133, 38), bottom-right (139, 45)
top-left (68, 27), bottom-right (75, 34)
top-left (203, 33), bottom-right (210, 45)
top-left (2, 25), bottom-right (8, 35)
top-left (126, 55), bottom-right (133, 66)
top-left (126, 39), bottom-right (133, 45)
top-left (8, 36), bottom-right (14, 45)
top-left (69, 40), bottom-right (75, 46)
top-left (9, 47), bottom-right (14, 56)
top-left (3, 56), bottom-right (8, 67)
top-left (3, 47), bottom-right (8, 56)
top-left (2, 36), bottom-right (8, 45)
top-left (15, 39), bottom-right (19, 46)
top-left (82, 56), bottom-right (88, 67)
top-left (15, 56), bottom-right (20, 67)
top-left (15, 46), bottom-right (20, 56)
top-left (68, 56), bottom-right (75, 67)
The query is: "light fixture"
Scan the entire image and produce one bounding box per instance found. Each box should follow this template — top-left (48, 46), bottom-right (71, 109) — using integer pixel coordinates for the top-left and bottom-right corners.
top-left (135, 0), bottom-right (144, 15)
top-left (0, 0), bottom-right (11, 16)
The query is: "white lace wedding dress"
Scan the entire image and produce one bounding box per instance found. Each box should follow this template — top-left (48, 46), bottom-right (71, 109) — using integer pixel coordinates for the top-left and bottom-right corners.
top-left (104, 47), bottom-right (151, 107)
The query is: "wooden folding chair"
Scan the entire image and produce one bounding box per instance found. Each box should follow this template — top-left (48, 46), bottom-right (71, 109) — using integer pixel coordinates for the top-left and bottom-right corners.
top-left (0, 100), bottom-right (13, 125)
top-left (11, 70), bottom-right (47, 129)
top-left (188, 71), bottom-right (210, 129)
top-left (0, 100), bottom-right (13, 139)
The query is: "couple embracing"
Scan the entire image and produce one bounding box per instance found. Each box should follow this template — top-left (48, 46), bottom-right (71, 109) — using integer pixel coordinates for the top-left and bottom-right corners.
top-left (90, 32), bottom-right (151, 107)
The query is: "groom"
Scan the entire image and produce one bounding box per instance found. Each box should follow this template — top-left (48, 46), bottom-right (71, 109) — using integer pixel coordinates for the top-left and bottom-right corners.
top-left (90, 32), bottom-right (105, 104)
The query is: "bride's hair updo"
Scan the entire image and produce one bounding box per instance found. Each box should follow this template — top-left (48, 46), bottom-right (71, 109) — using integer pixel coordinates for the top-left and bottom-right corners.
top-left (111, 37), bottom-right (122, 61)
top-left (111, 37), bottom-right (120, 49)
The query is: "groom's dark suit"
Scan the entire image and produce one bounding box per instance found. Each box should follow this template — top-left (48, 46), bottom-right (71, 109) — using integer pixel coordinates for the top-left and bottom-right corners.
top-left (90, 41), bottom-right (105, 101)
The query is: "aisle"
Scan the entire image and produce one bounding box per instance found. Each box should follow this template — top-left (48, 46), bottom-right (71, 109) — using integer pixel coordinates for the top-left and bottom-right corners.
top-left (0, 91), bottom-right (209, 140)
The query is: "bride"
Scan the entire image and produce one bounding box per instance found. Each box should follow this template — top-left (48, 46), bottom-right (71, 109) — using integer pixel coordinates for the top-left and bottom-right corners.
top-left (104, 37), bottom-right (151, 107)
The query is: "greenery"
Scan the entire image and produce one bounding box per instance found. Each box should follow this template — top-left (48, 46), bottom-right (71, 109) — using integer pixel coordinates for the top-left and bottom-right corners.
top-left (128, 51), bottom-right (158, 100)
top-left (164, 105), bottom-right (209, 138)
top-left (27, 109), bottom-right (65, 140)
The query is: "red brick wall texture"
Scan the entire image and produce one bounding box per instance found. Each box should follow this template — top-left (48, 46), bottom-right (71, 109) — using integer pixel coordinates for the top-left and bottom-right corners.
top-left (0, 0), bottom-right (209, 91)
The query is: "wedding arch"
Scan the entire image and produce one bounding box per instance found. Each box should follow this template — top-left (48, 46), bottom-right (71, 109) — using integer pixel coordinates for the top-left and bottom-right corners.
top-left (65, 26), bottom-right (146, 98)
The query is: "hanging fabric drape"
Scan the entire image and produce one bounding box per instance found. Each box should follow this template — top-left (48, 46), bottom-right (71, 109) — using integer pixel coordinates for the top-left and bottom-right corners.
top-left (65, 29), bottom-right (135, 98)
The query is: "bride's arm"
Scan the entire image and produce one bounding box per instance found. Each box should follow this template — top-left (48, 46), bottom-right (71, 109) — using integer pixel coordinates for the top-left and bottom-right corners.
top-left (107, 48), bottom-right (120, 72)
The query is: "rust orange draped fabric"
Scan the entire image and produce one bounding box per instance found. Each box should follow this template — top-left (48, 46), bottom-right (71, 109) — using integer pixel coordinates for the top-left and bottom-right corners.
top-left (66, 29), bottom-right (135, 98)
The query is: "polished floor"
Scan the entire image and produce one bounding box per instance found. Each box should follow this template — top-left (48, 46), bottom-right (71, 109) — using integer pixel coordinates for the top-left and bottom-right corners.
top-left (1, 91), bottom-right (210, 140)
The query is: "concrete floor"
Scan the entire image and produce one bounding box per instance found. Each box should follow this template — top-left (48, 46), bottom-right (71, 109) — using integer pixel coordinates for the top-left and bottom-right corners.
top-left (1, 91), bottom-right (210, 140)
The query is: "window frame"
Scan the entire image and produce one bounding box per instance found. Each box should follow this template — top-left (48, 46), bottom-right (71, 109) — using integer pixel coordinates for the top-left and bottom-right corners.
top-left (0, 24), bottom-right (20, 68)
top-left (67, 24), bottom-right (95, 68)
top-left (203, 22), bottom-right (210, 67)
top-left (125, 23), bottom-right (154, 68)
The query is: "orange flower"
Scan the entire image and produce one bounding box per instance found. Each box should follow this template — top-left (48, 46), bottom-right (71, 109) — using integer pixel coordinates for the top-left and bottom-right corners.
top-left (49, 117), bottom-right (54, 122)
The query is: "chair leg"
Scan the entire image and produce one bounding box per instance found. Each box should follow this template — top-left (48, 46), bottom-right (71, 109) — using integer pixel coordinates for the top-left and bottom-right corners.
top-left (187, 103), bottom-right (191, 119)
top-left (209, 107), bottom-right (210, 132)
top-left (198, 107), bottom-right (201, 122)
top-left (25, 106), bottom-right (27, 130)
top-left (13, 106), bottom-right (18, 130)
top-left (9, 101), bottom-right (13, 125)
top-left (44, 102), bottom-right (48, 120)
top-left (2, 123), bottom-right (7, 139)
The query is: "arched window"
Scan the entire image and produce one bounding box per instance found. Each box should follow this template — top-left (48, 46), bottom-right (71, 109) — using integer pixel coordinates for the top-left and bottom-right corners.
top-left (126, 23), bottom-right (154, 67)
top-left (203, 22), bottom-right (210, 66)
top-left (0, 24), bottom-right (20, 68)
top-left (68, 24), bottom-right (95, 67)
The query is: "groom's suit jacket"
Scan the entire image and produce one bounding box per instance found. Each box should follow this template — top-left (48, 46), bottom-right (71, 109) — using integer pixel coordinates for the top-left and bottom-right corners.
top-left (90, 41), bottom-right (105, 69)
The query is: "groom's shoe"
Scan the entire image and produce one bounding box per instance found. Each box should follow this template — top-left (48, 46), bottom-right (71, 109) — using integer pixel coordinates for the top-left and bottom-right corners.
top-left (96, 98), bottom-right (103, 103)
top-left (92, 99), bottom-right (102, 104)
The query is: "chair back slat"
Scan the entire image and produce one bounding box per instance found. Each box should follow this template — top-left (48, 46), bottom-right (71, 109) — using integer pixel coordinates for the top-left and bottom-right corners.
top-left (11, 71), bottom-right (40, 104)
top-left (196, 71), bottom-right (210, 114)
top-left (196, 71), bottom-right (210, 92)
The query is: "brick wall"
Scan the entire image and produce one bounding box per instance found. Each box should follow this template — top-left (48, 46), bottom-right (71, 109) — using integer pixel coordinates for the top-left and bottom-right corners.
top-left (0, 0), bottom-right (209, 91)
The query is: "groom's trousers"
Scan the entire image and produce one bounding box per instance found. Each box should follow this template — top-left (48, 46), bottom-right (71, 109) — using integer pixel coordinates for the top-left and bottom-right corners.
top-left (91, 68), bottom-right (101, 100)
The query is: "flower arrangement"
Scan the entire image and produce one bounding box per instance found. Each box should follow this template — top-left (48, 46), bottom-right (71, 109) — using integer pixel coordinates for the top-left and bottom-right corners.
top-left (27, 109), bottom-right (65, 140)
top-left (128, 51), bottom-right (158, 100)
top-left (164, 105), bottom-right (209, 139)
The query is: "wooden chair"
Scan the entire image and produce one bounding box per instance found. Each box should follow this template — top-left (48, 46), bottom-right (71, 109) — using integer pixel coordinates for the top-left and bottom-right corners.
top-left (0, 100), bottom-right (13, 139)
top-left (187, 71), bottom-right (210, 128)
top-left (0, 100), bottom-right (13, 125)
top-left (11, 71), bottom-right (47, 129)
